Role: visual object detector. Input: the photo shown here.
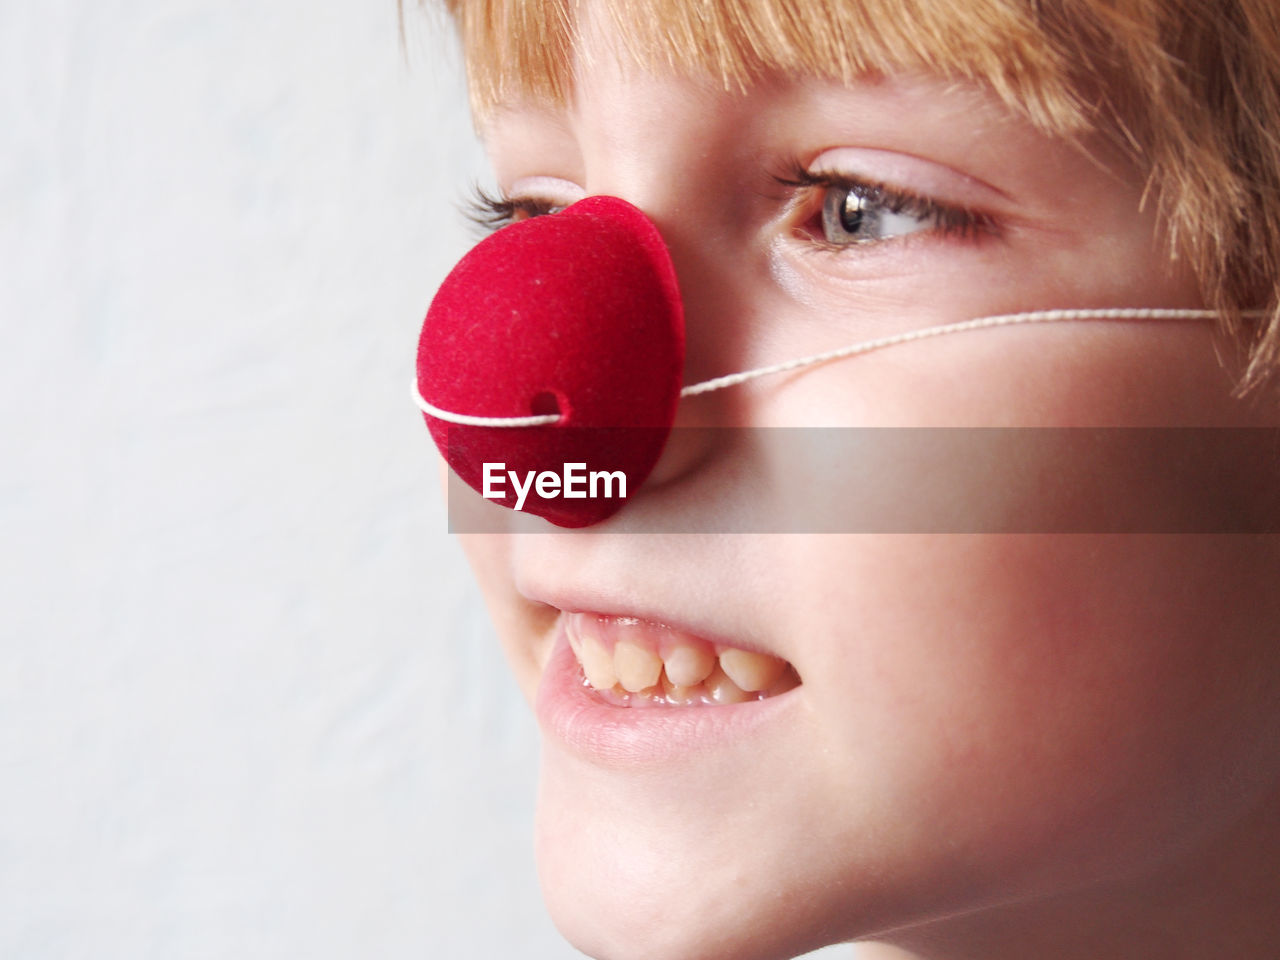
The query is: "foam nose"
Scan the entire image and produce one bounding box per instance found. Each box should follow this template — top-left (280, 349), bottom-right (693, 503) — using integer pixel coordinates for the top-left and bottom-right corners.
top-left (416, 195), bottom-right (685, 527)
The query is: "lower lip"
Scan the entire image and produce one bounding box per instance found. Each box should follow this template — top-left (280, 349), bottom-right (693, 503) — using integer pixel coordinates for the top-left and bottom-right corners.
top-left (534, 621), bottom-right (801, 767)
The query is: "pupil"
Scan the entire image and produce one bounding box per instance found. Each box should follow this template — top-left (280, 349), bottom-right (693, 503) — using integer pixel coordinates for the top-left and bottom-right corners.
top-left (840, 190), bottom-right (866, 235)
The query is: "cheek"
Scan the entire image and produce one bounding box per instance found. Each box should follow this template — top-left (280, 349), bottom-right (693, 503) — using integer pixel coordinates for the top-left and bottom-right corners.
top-left (754, 323), bottom-right (1280, 901)
top-left (456, 532), bottom-right (556, 703)
top-left (782, 533), bottom-right (1280, 898)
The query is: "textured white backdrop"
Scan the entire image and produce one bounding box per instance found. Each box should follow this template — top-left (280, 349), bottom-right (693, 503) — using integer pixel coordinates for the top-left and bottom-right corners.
top-left (0, 2), bottom-right (852, 958)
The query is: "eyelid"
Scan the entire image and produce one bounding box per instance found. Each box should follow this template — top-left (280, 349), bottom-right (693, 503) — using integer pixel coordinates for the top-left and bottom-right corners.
top-left (506, 176), bottom-right (586, 208)
top-left (804, 147), bottom-right (1011, 207)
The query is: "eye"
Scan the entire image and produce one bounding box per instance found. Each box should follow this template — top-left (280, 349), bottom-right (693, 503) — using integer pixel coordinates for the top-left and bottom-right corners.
top-left (775, 163), bottom-right (995, 251)
top-left (465, 177), bottom-right (586, 233)
top-left (465, 185), bottom-right (568, 232)
top-left (822, 182), bottom-right (937, 245)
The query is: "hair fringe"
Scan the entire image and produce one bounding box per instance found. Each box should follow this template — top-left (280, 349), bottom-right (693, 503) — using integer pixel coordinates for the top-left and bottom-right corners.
top-left (430, 0), bottom-right (1280, 393)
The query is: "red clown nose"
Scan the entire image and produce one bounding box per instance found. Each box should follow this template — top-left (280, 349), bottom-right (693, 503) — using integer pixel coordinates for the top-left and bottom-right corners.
top-left (416, 196), bottom-right (685, 527)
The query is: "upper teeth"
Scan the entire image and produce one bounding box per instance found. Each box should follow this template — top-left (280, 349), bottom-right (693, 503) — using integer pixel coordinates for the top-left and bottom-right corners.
top-left (662, 643), bottom-right (716, 687)
top-left (614, 639), bottom-right (664, 692)
top-left (718, 647), bottom-right (788, 692)
top-left (565, 613), bottom-right (797, 704)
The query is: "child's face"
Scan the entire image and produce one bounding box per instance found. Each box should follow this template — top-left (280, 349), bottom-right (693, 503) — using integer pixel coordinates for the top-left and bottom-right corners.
top-left (453, 10), bottom-right (1280, 960)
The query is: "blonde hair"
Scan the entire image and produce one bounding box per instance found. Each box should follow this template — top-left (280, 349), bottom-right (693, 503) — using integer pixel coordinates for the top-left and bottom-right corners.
top-left (435, 0), bottom-right (1280, 392)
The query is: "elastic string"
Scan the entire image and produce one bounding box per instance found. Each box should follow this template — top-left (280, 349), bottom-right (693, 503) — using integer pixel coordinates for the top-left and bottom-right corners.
top-left (412, 394), bottom-right (560, 427)
top-left (414, 307), bottom-right (1233, 427)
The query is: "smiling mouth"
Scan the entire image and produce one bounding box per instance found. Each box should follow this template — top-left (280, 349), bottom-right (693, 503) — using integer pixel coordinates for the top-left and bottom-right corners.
top-left (564, 612), bottom-right (801, 706)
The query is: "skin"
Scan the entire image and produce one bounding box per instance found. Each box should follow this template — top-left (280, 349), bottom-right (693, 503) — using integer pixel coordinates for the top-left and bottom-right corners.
top-left (450, 10), bottom-right (1280, 960)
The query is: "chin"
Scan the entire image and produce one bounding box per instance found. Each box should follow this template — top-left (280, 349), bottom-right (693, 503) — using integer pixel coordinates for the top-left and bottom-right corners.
top-left (533, 742), bottom-right (850, 960)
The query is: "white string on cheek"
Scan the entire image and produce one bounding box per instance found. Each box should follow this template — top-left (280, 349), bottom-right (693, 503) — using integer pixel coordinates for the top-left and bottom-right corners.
top-left (413, 307), bottom-right (1247, 426)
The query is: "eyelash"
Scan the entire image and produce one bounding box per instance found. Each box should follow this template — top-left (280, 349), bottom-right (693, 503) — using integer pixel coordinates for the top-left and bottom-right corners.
top-left (771, 160), bottom-right (998, 250)
top-left (464, 185), bottom-right (564, 232)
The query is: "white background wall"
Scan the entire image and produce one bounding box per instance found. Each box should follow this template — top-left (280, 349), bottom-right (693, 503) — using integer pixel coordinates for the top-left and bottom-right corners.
top-left (0, 3), bottom-right (850, 958)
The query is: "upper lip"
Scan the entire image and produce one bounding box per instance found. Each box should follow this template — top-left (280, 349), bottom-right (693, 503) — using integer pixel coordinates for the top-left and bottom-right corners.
top-left (517, 575), bottom-right (790, 663)
top-left (510, 534), bottom-right (794, 664)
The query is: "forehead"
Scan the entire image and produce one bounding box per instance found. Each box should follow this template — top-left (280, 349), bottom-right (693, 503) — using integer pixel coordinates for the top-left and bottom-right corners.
top-left (450, 0), bottom-right (1094, 137)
